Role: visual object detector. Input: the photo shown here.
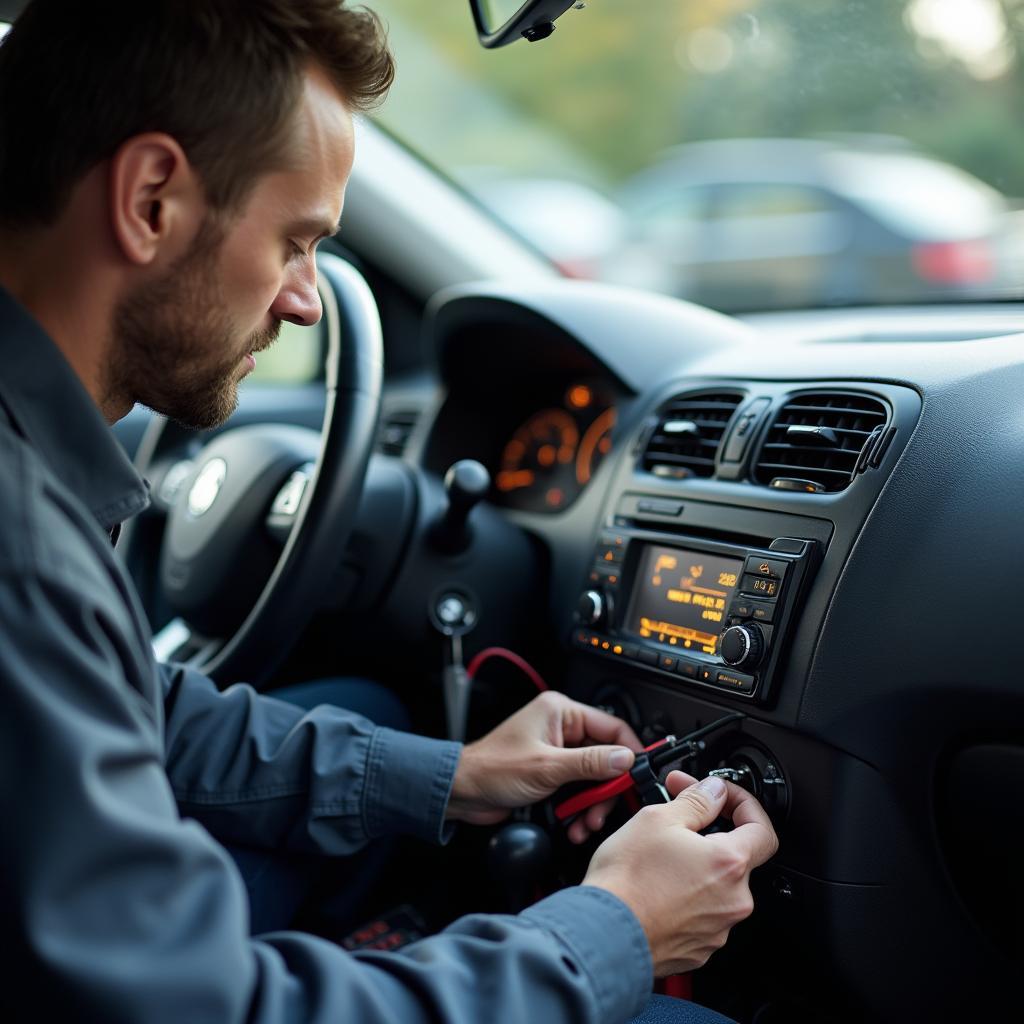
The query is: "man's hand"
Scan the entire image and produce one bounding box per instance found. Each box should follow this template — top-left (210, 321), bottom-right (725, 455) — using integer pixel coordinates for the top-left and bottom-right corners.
top-left (446, 691), bottom-right (642, 842)
top-left (583, 771), bottom-right (778, 976)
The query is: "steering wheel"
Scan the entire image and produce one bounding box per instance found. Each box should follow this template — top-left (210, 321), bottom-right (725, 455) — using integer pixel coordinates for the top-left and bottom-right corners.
top-left (130, 253), bottom-right (383, 689)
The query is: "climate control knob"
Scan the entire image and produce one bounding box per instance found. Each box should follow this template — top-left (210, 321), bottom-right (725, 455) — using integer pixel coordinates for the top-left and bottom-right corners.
top-left (720, 624), bottom-right (766, 670)
top-left (576, 589), bottom-right (605, 627)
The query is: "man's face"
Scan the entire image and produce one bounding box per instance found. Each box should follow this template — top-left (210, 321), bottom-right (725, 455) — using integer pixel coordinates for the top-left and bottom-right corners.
top-left (110, 67), bottom-right (355, 430)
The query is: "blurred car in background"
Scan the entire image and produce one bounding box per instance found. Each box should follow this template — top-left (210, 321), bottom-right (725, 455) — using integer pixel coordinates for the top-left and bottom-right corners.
top-left (603, 137), bottom-right (1020, 311)
top-left (460, 170), bottom-right (628, 280)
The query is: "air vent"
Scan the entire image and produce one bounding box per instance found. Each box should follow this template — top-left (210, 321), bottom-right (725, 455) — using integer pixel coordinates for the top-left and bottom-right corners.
top-left (377, 409), bottom-right (419, 457)
top-left (640, 391), bottom-right (744, 479)
top-left (754, 392), bottom-right (889, 493)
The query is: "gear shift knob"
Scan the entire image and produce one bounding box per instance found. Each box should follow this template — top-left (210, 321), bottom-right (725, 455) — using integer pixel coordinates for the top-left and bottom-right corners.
top-left (431, 459), bottom-right (490, 554)
top-left (487, 822), bottom-right (551, 913)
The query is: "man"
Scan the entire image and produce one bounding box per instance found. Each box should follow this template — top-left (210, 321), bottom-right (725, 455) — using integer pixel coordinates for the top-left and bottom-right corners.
top-left (0, 2), bottom-right (777, 1022)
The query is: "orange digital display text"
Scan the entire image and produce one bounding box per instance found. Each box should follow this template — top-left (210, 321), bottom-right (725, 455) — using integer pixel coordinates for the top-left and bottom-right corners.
top-left (626, 544), bottom-right (744, 658)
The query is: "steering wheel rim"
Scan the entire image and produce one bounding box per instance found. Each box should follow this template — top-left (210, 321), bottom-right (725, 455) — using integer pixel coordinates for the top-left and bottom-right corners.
top-left (131, 253), bottom-right (383, 689)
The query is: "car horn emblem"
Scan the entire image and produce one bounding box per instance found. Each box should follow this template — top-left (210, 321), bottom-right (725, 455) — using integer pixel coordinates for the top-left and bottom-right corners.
top-left (187, 458), bottom-right (227, 517)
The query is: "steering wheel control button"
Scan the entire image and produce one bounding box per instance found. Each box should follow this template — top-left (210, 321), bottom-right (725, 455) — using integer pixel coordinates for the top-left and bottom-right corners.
top-left (720, 624), bottom-right (766, 670)
top-left (187, 458), bottom-right (227, 517)
top-left (270, 465), bottom-right (313, 518)
top-left (157, 458), bottom-right (196, 509)
top-left (743, 555), bottom-right (789, 580)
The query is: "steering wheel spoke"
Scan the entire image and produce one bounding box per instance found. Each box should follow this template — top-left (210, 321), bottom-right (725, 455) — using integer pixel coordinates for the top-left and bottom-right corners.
top-left (132, 254), bottom-right (383, 689)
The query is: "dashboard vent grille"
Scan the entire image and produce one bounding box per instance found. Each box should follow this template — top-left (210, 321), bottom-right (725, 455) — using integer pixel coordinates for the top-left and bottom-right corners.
top-left (377, 409), bottom-right (419, 457)
top-left (754, 392), bottom-right (889, 493)
top-left (641, 391), bottom-right (744, 479)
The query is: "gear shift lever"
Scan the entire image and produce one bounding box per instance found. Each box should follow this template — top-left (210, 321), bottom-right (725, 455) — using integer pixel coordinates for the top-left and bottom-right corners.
top-left (431, 460), bottom-right (490, 554)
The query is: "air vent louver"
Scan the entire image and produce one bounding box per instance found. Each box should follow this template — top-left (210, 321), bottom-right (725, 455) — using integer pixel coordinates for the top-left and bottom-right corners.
top-left (641, 391), bottom-right (744, 478)
top-left (754, 392), bottom-right (889, 493)
top-left (377, 409), bottom-right (419, 456)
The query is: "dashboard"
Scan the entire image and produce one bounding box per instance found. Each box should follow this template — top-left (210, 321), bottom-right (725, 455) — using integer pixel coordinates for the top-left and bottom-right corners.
top-left (389, 279), bottom-right (1024, 1021)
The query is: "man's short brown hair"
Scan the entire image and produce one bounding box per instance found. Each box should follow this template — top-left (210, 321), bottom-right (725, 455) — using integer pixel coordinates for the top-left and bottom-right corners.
top-left (0, 0), bottom-right (393, 229)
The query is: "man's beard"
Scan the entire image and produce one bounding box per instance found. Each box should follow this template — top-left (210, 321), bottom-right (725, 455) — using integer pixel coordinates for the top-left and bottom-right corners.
top-left (109, 217), bottom-right (280, 430)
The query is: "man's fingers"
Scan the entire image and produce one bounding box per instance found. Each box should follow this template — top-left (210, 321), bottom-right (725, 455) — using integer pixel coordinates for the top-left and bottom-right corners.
top-left (561, 700), bottom-right (643, 752)
top-left (710, 785), bottom-right (779, 867)
top-left (713, 820), bottom-right (778, 869)
top-left (664, 770), bottom-right (698, 798)
top-left (584, 798), bottom-right (614, 832)
top-left (552, 743), bottom-right (635, 783)
top-left (668, 774), bottom-right (729, 831)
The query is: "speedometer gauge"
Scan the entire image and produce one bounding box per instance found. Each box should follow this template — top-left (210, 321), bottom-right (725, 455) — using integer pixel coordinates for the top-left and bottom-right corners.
top-left (496, 409), bottom-right (580, 511)
top-left (577, 407), bottom-right (616, 486)
top-left (495, 383), bottom-right (617, 513)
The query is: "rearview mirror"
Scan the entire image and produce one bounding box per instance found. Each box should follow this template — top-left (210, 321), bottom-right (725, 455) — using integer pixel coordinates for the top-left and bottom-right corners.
top-left (469, 0), bottom-right (580, 48)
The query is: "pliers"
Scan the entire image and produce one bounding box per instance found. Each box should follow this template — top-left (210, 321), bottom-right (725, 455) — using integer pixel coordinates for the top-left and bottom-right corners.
top-left (553, 712), bottom-right (746, 825)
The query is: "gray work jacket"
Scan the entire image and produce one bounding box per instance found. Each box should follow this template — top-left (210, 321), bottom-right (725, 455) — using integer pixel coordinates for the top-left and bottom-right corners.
top-left (0, 287), bottom-right (652, 1023)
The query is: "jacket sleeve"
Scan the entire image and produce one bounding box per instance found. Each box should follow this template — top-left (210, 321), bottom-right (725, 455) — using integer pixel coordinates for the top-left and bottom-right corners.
top-left (160, 661), bottom-right (461, 854)
top-left (1, 567), bottom-right (652, 1024)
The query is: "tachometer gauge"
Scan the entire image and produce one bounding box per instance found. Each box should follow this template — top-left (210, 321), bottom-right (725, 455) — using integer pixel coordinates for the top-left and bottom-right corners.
top-left (496, 408), bottom-right (580, 511)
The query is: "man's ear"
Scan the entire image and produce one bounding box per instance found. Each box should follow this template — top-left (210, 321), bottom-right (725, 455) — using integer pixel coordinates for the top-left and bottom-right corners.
top-left (108, 133), bottom-right (203, 266)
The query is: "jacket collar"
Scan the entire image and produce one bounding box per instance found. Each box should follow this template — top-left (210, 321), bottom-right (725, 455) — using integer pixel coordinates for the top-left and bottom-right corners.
top-left (0, 287), bottom-right (149, 530)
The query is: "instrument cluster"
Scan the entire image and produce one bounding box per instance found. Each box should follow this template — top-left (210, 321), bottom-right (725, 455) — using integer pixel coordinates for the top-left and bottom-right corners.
top-left (492, 381), bottom-right (617, 513)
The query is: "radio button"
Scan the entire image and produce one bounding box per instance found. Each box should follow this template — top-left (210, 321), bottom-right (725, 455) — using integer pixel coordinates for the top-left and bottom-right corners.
top-left (637, 649), bottom-right (658, 667)
top-left (659, 654), bottom-right (678, 673)
top-left (675, 659), bottom-right (698, 679)
top-left (588, 566), bottom-right (622, 587)
top-left (721, 624), bottom-right (766, 670)
top-left (744, 556), bottom-right (789, 580)
top-left (769, 537), bottom-right (806, 555)
top-left (698, 666), bottom-right (715, 684)
top-left (730, 600), bottom-right (754, 619)
top-left (577, 590), bottom-right (605, 626)
top-left (715, 669), bottom-right (755, 693)
top-left (741, 574), bottom-right (781, 599)
top-left (636, 498), bottom-right (684, 517)
top-left (750, 602), bottom-right (775, 623)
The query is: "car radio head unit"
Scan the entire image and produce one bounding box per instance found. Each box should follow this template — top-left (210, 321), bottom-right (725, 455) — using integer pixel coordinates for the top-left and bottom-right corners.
top-left (573, 527), bottom-right (816, 702)
top-left (625, 544), bottom-right (742, 658)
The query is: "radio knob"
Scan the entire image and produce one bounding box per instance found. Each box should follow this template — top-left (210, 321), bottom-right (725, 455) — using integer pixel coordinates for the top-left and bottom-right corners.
top-left (577, 589), bottom-right (605, 627)
top-left (720, 624), bottom-right (765, 670)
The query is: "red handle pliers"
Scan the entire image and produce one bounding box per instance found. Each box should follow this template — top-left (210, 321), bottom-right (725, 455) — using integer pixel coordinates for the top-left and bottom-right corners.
top-left (554, 735), bottom-right (687, 824)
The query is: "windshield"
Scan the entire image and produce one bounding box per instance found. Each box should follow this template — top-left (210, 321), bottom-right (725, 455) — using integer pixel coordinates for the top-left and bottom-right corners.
top-left (372, 0), bottom-right (1024, 312)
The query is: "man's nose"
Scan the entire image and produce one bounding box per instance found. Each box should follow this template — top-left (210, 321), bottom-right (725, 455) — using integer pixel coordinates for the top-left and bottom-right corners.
top-left (271, 259), bottom-right (322, 327)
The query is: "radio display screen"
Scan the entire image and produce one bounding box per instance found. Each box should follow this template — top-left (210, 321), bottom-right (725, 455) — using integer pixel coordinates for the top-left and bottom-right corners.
top-left (625, 544), bottom-right (742, 657)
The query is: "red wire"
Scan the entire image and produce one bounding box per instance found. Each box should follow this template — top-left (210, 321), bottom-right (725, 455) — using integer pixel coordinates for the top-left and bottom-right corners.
top-left (465, 646), bottom-right (549, 692)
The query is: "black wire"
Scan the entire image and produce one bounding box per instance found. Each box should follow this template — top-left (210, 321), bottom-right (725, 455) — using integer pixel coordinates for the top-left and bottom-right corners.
top-left (650, 712), bottom-right (746, 772)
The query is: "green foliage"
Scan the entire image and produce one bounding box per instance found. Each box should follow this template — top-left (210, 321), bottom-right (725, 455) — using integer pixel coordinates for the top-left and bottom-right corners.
top-left (372, 0), bottom-right (1024, 195)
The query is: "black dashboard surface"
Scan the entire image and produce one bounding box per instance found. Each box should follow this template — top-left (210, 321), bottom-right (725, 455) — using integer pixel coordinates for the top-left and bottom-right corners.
top-left (409, 281), bottom-right (1024, 1020)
